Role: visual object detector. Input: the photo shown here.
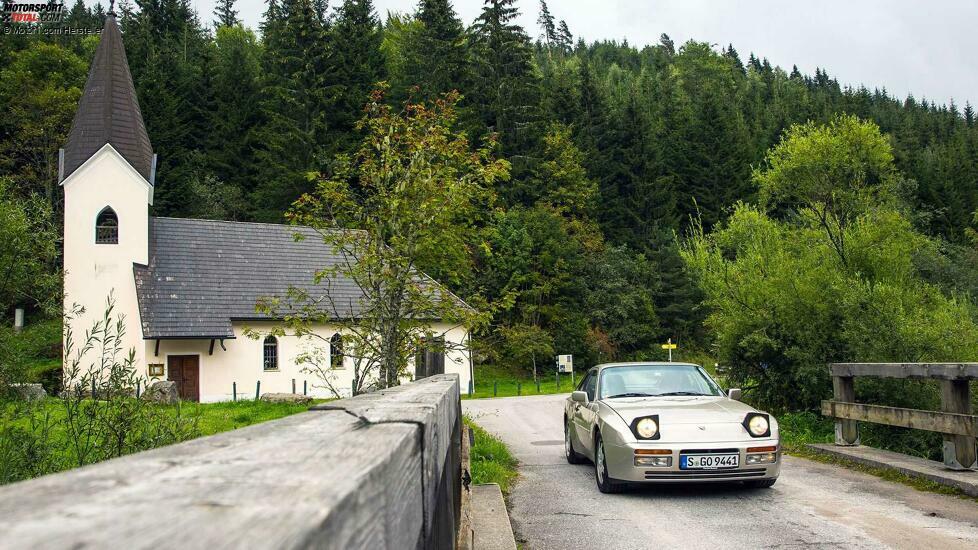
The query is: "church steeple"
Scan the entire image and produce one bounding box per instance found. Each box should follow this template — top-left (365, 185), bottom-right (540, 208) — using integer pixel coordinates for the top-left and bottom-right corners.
top-left (62, 11), bottom-right (154, 182)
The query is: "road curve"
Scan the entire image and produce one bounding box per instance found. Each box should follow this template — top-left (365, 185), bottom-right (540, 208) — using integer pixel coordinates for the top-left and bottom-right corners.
top-left (464, 393), bottom-right (978, 550)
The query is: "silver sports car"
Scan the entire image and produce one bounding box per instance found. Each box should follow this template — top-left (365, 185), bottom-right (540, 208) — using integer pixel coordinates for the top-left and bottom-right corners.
top-left (563, 362), bottom-right (780, 493)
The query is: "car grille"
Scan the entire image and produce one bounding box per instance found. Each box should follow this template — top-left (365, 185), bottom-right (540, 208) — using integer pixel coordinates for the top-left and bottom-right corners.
top-left (679, 448), bottom-right (739, 454)
top-left (643, 468), bottom-right (768, 480)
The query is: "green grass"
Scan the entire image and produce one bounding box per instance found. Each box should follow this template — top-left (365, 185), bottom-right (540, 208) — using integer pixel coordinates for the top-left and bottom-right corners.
top-left (465, 360), bottom-right (722, 400)
top-left (777, 411), bottom-right (835, 452)
top-left (465, 416), bottom-right (518, 495)
top-left (3, 397), bottom-right (325, 437)
top-left (465, 364), bottom-right (578, 399)
top-left (192, 399), bottom-right (327, 435)
top-left (0, 397), bottom-right (326, 485)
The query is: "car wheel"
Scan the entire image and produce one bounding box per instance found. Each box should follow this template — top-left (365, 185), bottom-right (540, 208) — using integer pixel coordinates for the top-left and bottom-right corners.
top-left (565, 418), bottom-right (585, 464)
top-left (745, 478), bottom-right (777, 489)
top-left (594, 434), bottom-right (624, 494)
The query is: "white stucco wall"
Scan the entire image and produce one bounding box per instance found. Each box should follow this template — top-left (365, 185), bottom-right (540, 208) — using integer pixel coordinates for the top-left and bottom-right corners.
top-left (62, 145), bottom-right (152, 381)
top-left (146, 321), bottom-right (472, 402)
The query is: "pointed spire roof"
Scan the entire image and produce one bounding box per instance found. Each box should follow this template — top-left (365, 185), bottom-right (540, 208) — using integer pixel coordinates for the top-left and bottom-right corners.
top-left (63, 12), bottom-right (154, 182)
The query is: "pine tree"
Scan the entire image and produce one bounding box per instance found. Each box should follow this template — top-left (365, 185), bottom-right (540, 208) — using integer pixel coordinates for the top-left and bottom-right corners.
top-left (208, 25), bottom-right (262, 201)
top-left (213, 0), bottom-right (238, 27)
top-left (556, 20), bottom-right (573, 52)
top-left (399, 0), bottom-right (468, 101)
top-left (536, 0), bottom-right (556, 46)
top-left (648, 227), bottom-right (704, 344)
top-left (251, 0), bottom-right (334, 220)
top-left (724, 44), bottom-right (744, 74)
top-left (659, 33), bottom-right (675, 56)
top-left (122, 0), bottom-right (212, 217)
top-left (330, 0), bottom-right (386, 154)
top-left (469, 0), bottom-right (542, 172)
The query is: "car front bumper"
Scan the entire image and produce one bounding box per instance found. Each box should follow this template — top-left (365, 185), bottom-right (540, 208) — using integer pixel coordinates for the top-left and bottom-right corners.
top-left (603, 439), bottom-right (782, 483)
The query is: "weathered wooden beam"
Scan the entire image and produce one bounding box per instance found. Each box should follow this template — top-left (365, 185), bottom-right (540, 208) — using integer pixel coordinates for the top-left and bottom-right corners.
top-left (821, 400), bottom-right (978, 437)
top-left (832, 376), bottom-right (859, 445)
top-left (830, 363), bottom-right (978, 380)
top-left (940, 380), bottom-right (977, 470)
top-left (0, 375), bottom-right (462, 550)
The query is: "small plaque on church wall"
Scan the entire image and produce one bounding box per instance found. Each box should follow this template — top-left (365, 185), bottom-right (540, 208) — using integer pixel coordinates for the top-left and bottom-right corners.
top-left (148, 364), bottom-right (164, 377)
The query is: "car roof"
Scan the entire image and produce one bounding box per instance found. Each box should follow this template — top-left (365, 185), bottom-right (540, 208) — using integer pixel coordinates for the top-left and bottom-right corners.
top-left (593, 362), bottom-right (702, 371)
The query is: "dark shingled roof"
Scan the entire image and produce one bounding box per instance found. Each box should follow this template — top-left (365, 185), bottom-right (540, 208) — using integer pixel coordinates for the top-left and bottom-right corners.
top-left (134, 217), bottom-right (464, 339)
top-left (63, 14), bottom-right (154, 182)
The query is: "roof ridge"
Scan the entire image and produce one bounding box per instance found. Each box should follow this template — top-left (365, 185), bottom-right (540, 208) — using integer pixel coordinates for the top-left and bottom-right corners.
top-left (150, 216), bottom-right (353, 234)
top-left (151, 216), bottom-right (299, 229)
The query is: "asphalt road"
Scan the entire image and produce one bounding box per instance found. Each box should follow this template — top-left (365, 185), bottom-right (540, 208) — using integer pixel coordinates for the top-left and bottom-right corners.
top-left (463, 393), bottom-right (978, 550)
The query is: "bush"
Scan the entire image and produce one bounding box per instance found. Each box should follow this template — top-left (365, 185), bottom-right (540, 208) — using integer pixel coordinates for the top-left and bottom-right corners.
top-left (0, 297), bottom-right (200, 485)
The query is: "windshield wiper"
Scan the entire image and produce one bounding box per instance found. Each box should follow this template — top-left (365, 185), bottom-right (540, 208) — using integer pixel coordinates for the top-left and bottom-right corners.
top-left (655, 391), bottom-right (711, 396)
top-left (604, 392), bottom-right (655, 399)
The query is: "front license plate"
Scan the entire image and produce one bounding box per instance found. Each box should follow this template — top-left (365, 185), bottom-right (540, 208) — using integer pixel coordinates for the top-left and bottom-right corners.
top-left (680, 454), bottom-right (739, 470)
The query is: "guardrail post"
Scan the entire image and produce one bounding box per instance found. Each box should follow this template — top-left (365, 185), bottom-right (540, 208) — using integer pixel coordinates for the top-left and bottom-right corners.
top-left (940, 379), bottom-right (977, 470)
top-left (832, 375), bottom-right (859, 445)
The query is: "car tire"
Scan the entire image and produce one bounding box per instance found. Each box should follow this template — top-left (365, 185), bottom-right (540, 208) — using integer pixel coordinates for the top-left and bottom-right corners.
top-left (565, 419), bottom-right (585, 464)
top-left (745, 478), bottom-right (777, 489)
top-left (594, 434), bottom-right (625, 494)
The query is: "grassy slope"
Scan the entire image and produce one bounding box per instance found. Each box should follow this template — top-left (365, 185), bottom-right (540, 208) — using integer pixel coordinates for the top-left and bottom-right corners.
top-left (3, 397), bottom-right (323, 436)
top-left (465, 364), bottom-right (578, 399)
top-left (466, 360), bottom-right (722, 400)
top-left (193, 399), bottom-right (323, 435)
top-left (7, 319), bottom-right (61, 381)
top-left (465, 416), bottom-right (518, 495)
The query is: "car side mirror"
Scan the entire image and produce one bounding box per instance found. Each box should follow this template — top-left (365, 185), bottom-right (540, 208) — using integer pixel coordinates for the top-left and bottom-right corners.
top-left (727, 388), bottom-right (742, 401)
top-left (571, 391), bottom-right (588, 403)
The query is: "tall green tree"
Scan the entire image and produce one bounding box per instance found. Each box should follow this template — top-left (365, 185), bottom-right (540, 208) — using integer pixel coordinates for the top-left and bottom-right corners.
top-left (330, 0), bottom-right (386, 154)
top-left (536, 0), bottom-right (556, 46)
top-left (0, 42), bottom-right (86, 213)
top-left (122, 0), bottom-right (212, 216)
top-left (251, 0), bottom-right (334, 220)
top-left (208, 25), bottom-right (263, 200)
top-left (282, 90), bottom-right (507, 387)
top-left (398, 0), bottom-right (468, 102)
top-left (469, 0), bottom-right (542, 169)
top-left (212, 0), bottom-right (238, 27)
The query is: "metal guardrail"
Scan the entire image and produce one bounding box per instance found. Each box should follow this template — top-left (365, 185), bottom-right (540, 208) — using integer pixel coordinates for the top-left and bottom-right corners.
top-left (822, 363), bottom-right (978, 470)
top-left (0, 374), bottom-right (463, 549)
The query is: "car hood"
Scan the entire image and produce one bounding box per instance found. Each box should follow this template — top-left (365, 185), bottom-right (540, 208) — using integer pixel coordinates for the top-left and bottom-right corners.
top-left (602, 396), bottom-right (757, 425)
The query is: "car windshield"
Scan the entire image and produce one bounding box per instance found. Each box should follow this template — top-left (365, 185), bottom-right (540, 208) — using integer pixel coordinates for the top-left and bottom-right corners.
top-left (598, 364), bottom-right (724, 398)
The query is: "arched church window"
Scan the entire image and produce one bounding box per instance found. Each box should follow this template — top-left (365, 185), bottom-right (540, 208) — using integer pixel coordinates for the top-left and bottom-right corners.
top-left (263, 336), bottom-right (278, 371)
top-left (330, 333), bottom-right (344, 369)
top-left (95, 207), bottom-right (119, 244)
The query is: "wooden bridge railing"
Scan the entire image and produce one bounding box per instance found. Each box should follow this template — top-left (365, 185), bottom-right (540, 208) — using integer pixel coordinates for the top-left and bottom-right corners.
top-left (0, 374), bottom-right (463, 549)
top-left (822, 363), bottom-right (978, 470)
